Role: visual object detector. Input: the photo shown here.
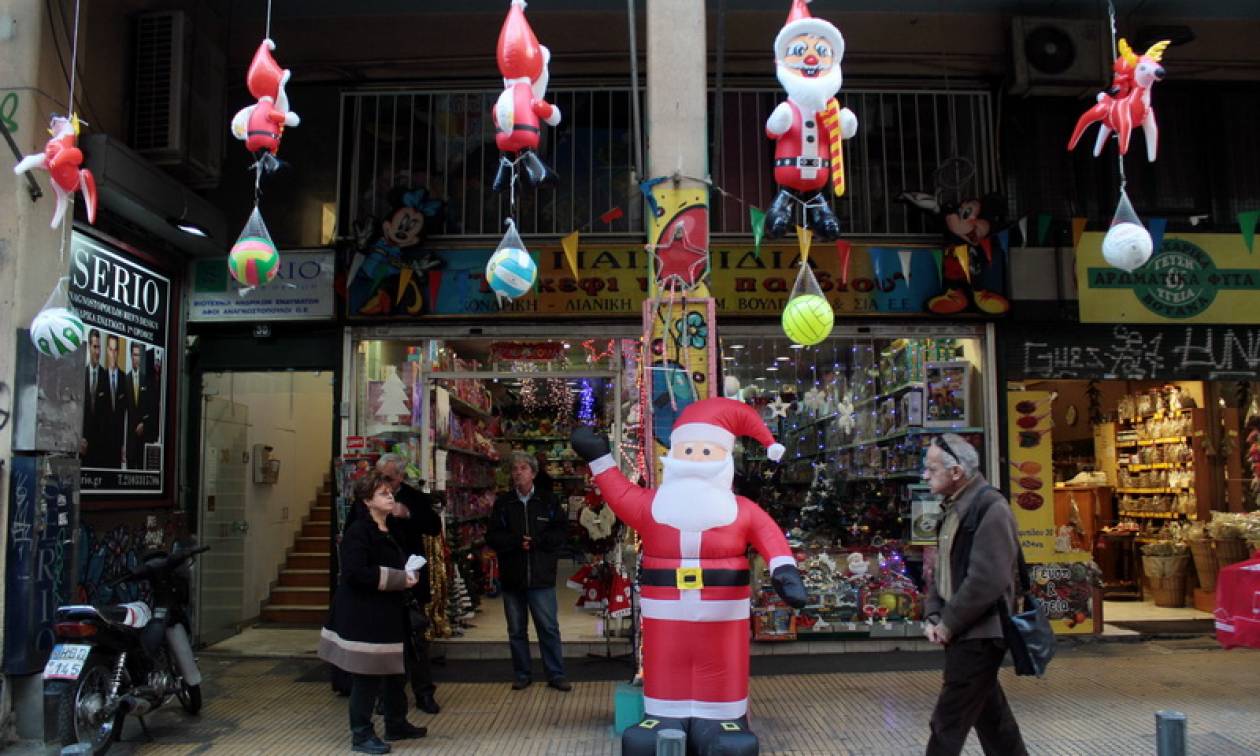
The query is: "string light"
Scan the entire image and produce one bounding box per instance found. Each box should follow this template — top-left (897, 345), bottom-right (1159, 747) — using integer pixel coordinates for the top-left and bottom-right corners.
top-left (578, 378), bottom-right (596, 425)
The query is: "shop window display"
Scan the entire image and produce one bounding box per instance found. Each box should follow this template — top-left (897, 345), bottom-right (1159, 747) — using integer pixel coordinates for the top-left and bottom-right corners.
top-left (722, 333), bottom-right (988, 640)
top-left (347, 336), bottom-right (634, 639)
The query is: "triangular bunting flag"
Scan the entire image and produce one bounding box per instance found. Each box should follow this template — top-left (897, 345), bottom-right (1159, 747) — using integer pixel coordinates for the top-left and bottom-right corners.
top-left (1146, 217), bottom-right (1168, 255)
top-left (600, 206), bottom-right (624, 224)
top-left (979, 237), bottom-right (993, 263)
top-left (796, 226), bottom-right (813, 265)
top-left (931, 249), bottom-right (944, 287)
top-left (897, 249), bottom-right (913, 284)
top-left (957, 245), bottom-right (971, 284)
top-left (750, 207), bottom-right (766, 259)
top-left (1239, 210), bottom-right (1260, 253)
top-left (1071, 217), bottom-right (1088, 248)
top-left (836, 241), bottom-right (852, 285)
top-left (1037, 213), bottom-right (1052, 246)
top-left (561, 231), bottom-right (581, 278)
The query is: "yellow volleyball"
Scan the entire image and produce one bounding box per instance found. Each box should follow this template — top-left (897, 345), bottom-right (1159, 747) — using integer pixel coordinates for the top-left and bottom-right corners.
top-left (782, 294), bottom-right (834, 346)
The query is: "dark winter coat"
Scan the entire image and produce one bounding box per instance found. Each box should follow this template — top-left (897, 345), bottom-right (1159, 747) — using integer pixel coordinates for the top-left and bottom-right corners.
top-left (486, 487), bottom-right (568, 592)
top-left (343, 484), bottom-right (443, 606)
top-left (318, 518), bottom-right (411, 675)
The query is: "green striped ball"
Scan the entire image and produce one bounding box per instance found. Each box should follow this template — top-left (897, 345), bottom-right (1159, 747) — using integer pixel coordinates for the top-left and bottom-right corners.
top-left (30, 307), bottom-right (87, 358)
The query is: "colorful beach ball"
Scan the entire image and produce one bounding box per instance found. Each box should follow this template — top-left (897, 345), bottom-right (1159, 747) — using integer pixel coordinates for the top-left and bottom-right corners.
top-left (30, 307), bottom-right (87, 358)
top-left (485, 246), bottom-right (537, 301)
top-left (782, 294), bottom-right (834, 346)
top-left (229, 236), bottom-right (280, 286)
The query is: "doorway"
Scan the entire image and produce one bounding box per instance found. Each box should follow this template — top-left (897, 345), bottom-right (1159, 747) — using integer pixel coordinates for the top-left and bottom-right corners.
top-left (196, 371), bottom-right (335, 646)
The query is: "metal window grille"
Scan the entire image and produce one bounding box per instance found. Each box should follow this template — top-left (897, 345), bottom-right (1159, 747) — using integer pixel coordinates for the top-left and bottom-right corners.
top-left (338, 87), bottom-right (994, 240)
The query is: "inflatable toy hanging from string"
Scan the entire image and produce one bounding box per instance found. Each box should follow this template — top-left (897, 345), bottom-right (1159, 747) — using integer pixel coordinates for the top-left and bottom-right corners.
top-left (486, 219), bottom-right (537, 302)
top-left (231, 38), bottom-right (301, 175)
top-left (229, 207), bottom-right (281, 287)
top-left (782, 257), bottom-right (834, 346)
top-left (28, 279), bottom-right (86, 359)
top-left (491, 0), bottom-right (561, 194)
top-left (13, 114), bottom-right (98, 229)
top-left (1068, 38), bottom-right (1169, 162)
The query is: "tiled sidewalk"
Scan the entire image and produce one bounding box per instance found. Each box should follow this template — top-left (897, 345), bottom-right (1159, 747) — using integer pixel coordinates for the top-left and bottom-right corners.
top-left (10, 638), bottom-right (1260, 755)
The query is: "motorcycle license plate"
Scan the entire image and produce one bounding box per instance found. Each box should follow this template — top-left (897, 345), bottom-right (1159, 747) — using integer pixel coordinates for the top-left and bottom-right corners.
top-left (43, 644), bottom-right (92, 680)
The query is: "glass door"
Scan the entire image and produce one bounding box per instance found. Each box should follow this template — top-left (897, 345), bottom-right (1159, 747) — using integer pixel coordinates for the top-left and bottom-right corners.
top-left (196, 394), bottom-right (250, 646)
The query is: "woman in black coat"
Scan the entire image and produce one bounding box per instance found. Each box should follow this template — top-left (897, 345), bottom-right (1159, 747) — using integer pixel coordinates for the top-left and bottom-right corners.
top-left (318, 472), bottom-right (428, 754)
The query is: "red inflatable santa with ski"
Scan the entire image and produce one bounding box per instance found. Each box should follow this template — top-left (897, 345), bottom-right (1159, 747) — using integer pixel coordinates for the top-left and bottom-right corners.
top-left (491, 0), bottom-right (561, 193)
top-left (764, 0), bottom-right (857, 241)
top-left (571, 398), bottom-right (806, 756)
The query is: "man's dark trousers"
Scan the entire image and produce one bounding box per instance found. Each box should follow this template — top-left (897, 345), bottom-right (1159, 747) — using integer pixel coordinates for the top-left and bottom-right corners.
top-left (926, 638), bottom-right (1027, 756)
top-left (404, 630), bottom-right (435, 698)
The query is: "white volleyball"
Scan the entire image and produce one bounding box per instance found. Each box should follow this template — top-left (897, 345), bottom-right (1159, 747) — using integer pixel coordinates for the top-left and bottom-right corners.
top-left (1102, 222), bottom-right (1153, 272)
top-left (30, 307), bottom-right (87, 358)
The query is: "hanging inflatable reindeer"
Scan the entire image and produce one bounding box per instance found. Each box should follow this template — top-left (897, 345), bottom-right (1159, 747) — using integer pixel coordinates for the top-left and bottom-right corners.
top-left (14, 114), bottom-right (97, 229)
top-left (1067, 39), bottom-right (1170, 162)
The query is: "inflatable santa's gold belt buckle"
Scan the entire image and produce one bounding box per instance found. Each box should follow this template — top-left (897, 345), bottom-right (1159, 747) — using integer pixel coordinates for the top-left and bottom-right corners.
top-left (676, 567), bottom-right (704, 590)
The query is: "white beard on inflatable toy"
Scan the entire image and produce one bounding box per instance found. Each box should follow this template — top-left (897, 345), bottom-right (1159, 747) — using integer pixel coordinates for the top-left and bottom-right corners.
top-left (776, 62), bottom-right (841, 116)
top-left (654, 456), bottom-right (737, 532)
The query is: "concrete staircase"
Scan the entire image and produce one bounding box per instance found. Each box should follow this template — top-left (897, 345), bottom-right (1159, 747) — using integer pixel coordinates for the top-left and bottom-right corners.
top-left (260, 483), bottom-right (333, 625)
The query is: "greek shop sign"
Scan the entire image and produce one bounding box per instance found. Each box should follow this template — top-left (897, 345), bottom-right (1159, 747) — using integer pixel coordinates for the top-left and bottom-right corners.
top-left (348, 241), bottom-right (1010, 319)
top-left (1078, 232), bottom-right (1260, 323)
top-left (188, 251), bottom-right (335, 322)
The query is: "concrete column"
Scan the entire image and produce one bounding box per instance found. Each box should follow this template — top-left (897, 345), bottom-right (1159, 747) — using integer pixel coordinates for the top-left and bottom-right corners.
top-left (645, 0), bottom-right (707, 181)
top-left (0, 0), bottom-right (84, 738)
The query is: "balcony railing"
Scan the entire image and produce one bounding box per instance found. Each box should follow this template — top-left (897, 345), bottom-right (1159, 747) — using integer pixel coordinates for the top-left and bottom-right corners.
top-left (338, 86), bottom-right (994, 240)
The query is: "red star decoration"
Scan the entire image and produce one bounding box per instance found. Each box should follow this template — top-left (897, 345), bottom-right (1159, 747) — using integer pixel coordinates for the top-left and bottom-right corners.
top-left (653, 206), bottom-right (709, 291)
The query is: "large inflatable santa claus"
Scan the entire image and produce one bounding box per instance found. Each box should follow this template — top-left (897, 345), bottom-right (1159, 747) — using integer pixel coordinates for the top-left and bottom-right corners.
top-left (491, 0), bottom-right (561, 193)
top-left (764, 0), bottom-right (857, 242)
top-left (571, 398), bottom-right (807, 756)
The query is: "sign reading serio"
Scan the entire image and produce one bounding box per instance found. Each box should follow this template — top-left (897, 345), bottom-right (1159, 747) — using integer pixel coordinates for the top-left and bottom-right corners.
top-left (68, 233), bottom-right (170, 496)
top-left (1078, 232), bottom-right (1260, 323)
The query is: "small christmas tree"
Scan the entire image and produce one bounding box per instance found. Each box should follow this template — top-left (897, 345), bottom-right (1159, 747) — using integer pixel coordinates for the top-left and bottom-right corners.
top-left (448, 566), bottom-right (475, 629)
top-left (375, 365), bottom-right (410, 423)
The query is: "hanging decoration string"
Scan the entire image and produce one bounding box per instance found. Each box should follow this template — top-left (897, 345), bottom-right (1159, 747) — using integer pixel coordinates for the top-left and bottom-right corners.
top-left (265, 0), bottom-right (273, 41)
top-left (67, 0), bottom-right (81, 115)
top-left (1106, 0), bottom-right (1127, 193)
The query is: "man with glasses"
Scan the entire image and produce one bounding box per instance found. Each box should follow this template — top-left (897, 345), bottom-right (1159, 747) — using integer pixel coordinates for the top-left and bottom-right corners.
top-left (921, 434), bottom-right (1028, 756)
top-left (374, 454), bottom-right (444, 715)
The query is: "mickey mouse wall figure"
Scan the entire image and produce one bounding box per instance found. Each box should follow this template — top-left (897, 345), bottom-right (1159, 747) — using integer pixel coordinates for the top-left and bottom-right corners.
top-left (899, 191), bottom-right (1010, 315)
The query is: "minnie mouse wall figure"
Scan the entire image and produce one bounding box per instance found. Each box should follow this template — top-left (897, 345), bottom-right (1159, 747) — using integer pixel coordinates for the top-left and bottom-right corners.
top-left (491, 1), bottom-right (561, 194)
top-left (230, 39), bottom-right (301, 174)
top-left (345, 187), bottom-right (444, 316)
top-left (764, 0), bottom-right (857, 242)
top-left (14, 114), bottom-right (97, 229)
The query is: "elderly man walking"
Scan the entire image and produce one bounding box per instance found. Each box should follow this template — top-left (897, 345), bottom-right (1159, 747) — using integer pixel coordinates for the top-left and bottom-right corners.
top-left (921, 434), bottom-right (1028, 756)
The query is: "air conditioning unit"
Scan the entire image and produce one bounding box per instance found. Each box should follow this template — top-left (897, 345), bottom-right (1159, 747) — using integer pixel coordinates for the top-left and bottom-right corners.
top-left (131, 10), bottom-right (225, 188)
top-left (1010, 17), bottom-right (1109, 96)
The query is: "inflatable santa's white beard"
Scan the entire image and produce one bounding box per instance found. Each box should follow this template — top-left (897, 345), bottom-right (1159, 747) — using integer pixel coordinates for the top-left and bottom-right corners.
top-left (653, 455), bottom-right (737, 532)
top-left (776, 62), bottom-right (841, 114)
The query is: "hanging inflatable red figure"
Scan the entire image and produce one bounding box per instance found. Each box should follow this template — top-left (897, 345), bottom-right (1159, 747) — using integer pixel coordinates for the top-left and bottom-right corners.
top-left (491, 0), bottom-right (561, 193)
top-left (764, 0), bottom-right (857, 242)
top-left (13, 114), bottom-right (97, 229)
top-left (1067, 39), bottom-right (1170, 162)
top-left (231, 39), bottom-right (301, 173)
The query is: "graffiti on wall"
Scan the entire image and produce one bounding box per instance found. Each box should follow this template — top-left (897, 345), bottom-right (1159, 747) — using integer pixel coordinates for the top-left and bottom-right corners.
top-left (76, 512), bottom-right (183, 606)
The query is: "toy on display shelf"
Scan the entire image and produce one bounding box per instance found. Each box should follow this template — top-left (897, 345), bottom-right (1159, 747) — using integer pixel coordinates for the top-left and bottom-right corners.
top-left (1068, 38), bottom-right (1169, 163)
top-left (491, 0), bottom-right (561, 193)
top-left (485, 219), bottom-right (538, 303)
top-left (230, 38), bottom-right (301, 175)
top-left (229, 207), bottom-right (281, 287)
top-left (763, 0), bottom-right (857, 241)
top-left (14, 113), bottom-right (98, 229)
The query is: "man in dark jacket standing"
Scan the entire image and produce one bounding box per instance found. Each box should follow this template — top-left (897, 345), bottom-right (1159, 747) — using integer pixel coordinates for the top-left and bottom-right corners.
top-left (377, 454), bottom-right (444, 714)
top-left (486, 451), bottom-right (571, 691)
top-left (922, 434), bottom-right (1028, 756)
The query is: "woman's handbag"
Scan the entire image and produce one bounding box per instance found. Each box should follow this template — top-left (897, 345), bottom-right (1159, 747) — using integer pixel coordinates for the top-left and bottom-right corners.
top-left (998, 549), bottom-right (1056, 677)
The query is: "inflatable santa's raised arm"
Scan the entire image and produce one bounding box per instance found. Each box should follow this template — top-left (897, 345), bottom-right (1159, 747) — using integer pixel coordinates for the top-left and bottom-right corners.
top-left (571, 398), bottom-right (807, 756)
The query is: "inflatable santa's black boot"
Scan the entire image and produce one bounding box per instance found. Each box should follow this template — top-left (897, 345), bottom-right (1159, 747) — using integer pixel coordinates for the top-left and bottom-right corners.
top-left (764, 189), bottom-right (795, 239)
top-left (621, 715), bottom-right (689, 756)
top-left (689, 716), bottom-right (758, 756)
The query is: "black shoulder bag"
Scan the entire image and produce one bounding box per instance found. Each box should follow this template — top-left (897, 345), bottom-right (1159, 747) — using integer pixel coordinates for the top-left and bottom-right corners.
top-left (963, 487), bottom-right (1057, 678)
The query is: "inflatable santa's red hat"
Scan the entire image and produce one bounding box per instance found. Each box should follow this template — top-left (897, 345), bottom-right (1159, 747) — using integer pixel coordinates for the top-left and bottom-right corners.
top-left (246, 39), bottom-right (287, 101)
top-left (670, 397), bottom-right (786, 462)
top-left (497, 0), bottom-right (544, 81)
top-left (775, 0), bottom-right (845, 63)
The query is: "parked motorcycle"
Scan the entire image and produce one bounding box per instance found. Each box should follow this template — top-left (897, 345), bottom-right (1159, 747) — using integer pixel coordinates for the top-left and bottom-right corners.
top-left (44, 543), bottom-right (209, 755)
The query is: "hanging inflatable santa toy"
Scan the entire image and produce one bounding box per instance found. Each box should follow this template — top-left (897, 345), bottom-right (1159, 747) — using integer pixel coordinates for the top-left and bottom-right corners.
top-left (491, 0), bottom-right (561, 193)
top-left (230, 39), bottom-right (301, 174)
top-left (764, 0), bottom-right (857, 242)
top-left (571, 398), bottom-right (807, 756)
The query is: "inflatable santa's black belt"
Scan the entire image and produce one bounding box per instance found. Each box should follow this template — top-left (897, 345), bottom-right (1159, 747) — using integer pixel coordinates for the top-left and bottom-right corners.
top-left (638, 568), bottom-right (750, 589)
top-left (774, 157), bottom-right (830, 168)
